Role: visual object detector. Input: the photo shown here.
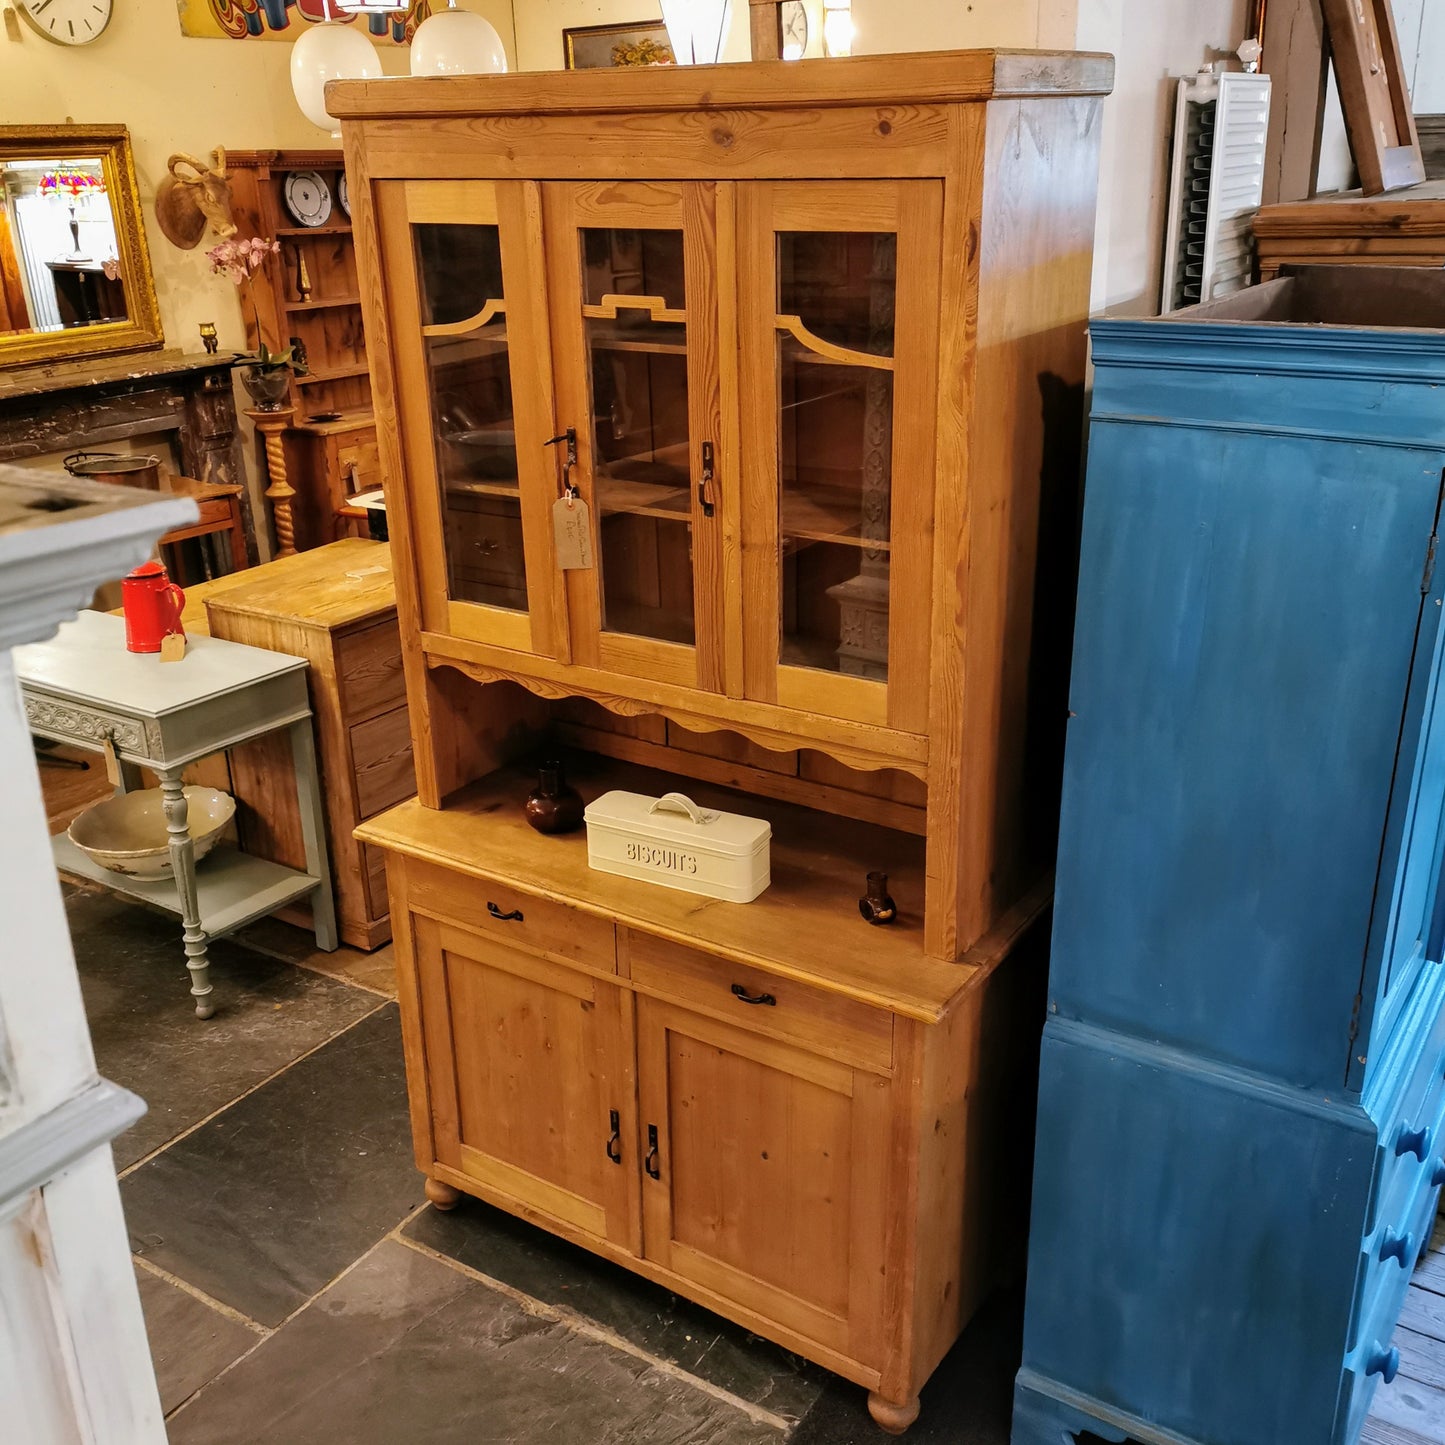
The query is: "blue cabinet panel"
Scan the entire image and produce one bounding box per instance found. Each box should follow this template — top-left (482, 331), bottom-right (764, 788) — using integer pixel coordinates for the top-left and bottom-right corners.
top-left (1016, 270), bottom-right (1445, 1445)
top-left (1052, 420), bottom-right (1440, 1089)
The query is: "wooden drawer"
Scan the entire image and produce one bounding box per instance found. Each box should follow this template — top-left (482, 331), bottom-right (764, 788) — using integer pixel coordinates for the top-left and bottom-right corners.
top-left (350, 706), bottom-right (417, 819)
top-left (402, 856), bottom-right (617, 974)
top-left (626, 930), bottom-right (893, 1074)
top-left (337, 431), bottom-right (382, 495)
top-left (336, 617), bottom-right (405, 720)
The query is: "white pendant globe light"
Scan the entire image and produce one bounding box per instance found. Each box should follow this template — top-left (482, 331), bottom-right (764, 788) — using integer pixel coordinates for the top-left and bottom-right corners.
top-left (659, 0), bottom-right (732, 64)
top-left (410, 0), bottom-right (508, 76)
top-left (291, 4), bottom-right (381, 135)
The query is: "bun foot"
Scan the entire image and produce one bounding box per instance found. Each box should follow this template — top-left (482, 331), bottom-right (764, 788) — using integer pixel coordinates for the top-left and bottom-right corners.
top-left (424, 1177), bottom-right (462, 1211)
top-left (867, 1392), bottom-right (921, 1435)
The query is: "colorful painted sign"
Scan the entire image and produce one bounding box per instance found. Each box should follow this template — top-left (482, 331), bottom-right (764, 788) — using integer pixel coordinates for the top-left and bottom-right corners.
top-left (176, 0), bottom-right (430, 43)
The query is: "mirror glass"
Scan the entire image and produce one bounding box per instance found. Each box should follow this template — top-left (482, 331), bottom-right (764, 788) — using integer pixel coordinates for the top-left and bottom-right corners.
top-left (0, 127), bottom-right (162, 370)
top-left (0, 157), bottom-right (130, 335)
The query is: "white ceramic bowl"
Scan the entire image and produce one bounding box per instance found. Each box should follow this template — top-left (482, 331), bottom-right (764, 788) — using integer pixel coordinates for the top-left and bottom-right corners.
top-left (68, 786), bottom-right (236, 880)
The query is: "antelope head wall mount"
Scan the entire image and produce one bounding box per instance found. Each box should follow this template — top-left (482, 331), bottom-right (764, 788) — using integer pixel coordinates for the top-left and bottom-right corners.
top-left (155, 148), bottom-right (236, 250)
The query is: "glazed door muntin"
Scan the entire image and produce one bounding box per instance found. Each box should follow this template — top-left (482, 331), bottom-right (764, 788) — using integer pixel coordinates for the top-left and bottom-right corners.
top-left (378, 179), bottom-right (566, 658)
top-left (544, 181), bottom-right (726, 693)
top-left (740, 181), bottom-right (942, 734)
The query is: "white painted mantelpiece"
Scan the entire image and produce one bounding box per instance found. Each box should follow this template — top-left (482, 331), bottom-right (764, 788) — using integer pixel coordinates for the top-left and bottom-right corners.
top-left (0, 463), bottom-right (195, 1445)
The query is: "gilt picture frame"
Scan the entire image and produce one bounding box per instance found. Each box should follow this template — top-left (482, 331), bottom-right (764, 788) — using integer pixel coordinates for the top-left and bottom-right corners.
top-left (563, 19), bottom-right (675, 69)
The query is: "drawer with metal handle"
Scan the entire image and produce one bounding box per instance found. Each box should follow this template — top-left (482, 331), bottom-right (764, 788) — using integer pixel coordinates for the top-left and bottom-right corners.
top-left (625, 929), bottom-right (892, 1074)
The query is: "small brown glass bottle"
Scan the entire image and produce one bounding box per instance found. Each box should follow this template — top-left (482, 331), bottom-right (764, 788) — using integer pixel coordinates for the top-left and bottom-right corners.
top-left (524, 760), bottom-right (584, 835)
top-left (859, 870), bottom-right (897, 925)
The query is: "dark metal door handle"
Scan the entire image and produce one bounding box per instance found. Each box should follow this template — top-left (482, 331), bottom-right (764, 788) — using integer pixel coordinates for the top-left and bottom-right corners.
top-left (487, 902), bottom-right (524, 921)
top-left (644, 1123), bottom-right (660, 1179)
top-left (731, 983), bottom-right (777, 1007)
top-left (698, 440), bottom-right (716, 518)
top-left (606, 1109), bottom-right (622, 1165)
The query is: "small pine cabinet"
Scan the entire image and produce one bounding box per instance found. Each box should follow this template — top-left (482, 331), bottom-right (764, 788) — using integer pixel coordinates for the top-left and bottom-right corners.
top-left (339, 49), bottom-right (1112, 1432)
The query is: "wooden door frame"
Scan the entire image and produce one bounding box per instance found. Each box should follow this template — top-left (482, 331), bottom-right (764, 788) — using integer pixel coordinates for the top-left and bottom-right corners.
top-left (541, 180), bottom-right (728, 694)
top-left (413, 914), bottom-right (640, 1253)
top-left (635, 994), bottom-right (891, 1366)
top-left (375, 178), bottom-right (565, 659)
top-left (737, 179), bottom-right (941, 735)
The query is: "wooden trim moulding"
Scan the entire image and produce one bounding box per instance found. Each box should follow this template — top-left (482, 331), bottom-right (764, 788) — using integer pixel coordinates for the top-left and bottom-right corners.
top-left (326, 50), bottom-right (1115, 122)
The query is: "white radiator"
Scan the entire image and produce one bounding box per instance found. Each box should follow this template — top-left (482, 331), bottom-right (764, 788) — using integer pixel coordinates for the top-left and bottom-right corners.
top-left (1161, 69), bottom-right (1272, 313)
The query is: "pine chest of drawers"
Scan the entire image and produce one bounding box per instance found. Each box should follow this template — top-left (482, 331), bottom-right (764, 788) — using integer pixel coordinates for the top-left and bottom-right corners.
top-left (1014, 268), bottom-right (1445, 1445)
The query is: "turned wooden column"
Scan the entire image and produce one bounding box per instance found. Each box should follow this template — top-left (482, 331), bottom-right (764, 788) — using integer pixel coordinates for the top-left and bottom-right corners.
top-left (749, 0), bottom-right (782, 59)
top-left (246, 405), bottom-right (298, 558)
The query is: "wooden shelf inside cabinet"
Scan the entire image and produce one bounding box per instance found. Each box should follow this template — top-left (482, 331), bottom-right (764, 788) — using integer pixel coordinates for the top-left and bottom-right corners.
top-left (356, 750), bottom-right (977, 1021)
top-left (284, 295), bottom-right (363, 313)
top-left (295, 363), bottom-right (372, 386)
top-left (275, 224), bottom-right (354, 237)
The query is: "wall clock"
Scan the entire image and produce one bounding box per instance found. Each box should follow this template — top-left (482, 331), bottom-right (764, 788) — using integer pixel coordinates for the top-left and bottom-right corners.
top-left (780, 0), bottom-right (808, 58)
top-left (283, 170), bottom-right (333, 228)
top-left (16, 0), bottom-right (112, 45)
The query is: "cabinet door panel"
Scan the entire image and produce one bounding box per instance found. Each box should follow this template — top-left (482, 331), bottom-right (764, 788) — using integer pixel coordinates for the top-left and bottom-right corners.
top-left (636, 997), bottom-right (891, 1364)
top-left (544, 181), bottom-right (728, 693)
top-left (375, 180), bottom-right (564, 658)
top-left (739, 181), bottom-right (942, 733)
top-left (415, 915), bottom-right (636, 1250)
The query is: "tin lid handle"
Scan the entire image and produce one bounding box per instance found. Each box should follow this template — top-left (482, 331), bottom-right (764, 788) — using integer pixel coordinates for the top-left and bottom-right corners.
top-left (649, 792), bottom-right (717, 826)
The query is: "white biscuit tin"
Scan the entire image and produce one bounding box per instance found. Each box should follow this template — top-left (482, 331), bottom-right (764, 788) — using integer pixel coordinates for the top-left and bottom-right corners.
top-left (584, 790), bottom-right (771, 903)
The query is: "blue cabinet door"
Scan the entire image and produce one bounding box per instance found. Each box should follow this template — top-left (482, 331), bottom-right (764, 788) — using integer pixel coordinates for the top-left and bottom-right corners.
top-left (1050, 421), bottom-right (1444, 1090)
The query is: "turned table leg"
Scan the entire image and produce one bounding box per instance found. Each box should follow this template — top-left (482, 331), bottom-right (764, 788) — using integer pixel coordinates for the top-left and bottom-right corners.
top-left (867, 1392), bottom-right (921, 1436)
top-left (425, 1178), bottom-right (462, 1211)
top-left (161, 771), bottom-right (213, 1020)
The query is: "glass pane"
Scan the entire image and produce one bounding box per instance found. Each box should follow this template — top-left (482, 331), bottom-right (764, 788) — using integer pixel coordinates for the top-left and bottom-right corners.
top-left (582, 227), bottom-right (685, 309)
top-left (583, 227), bottom-right (695, 648)
top-left (414, 223), bottom-right (525, 611)
top-left (776, 232), bottom-right (896, 680)
top-left (778, 231), bottom-right (896, 356)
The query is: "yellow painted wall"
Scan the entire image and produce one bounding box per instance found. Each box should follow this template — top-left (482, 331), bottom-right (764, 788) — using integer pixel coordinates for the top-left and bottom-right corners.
top-left (0, 0), bottom-right (515, 351)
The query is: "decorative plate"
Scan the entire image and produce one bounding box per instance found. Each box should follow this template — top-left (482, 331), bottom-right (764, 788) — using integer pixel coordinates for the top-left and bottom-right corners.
top-left (283, 171), bottom-right (333, 228)
top-left (338, 173), bottom-right (351, 219)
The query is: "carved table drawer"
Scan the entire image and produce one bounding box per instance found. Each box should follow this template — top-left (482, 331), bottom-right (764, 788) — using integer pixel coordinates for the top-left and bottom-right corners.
top-left (24, 692), bottom-right (153, 758)
top-left (626, 930), bottom-right (894, 1074)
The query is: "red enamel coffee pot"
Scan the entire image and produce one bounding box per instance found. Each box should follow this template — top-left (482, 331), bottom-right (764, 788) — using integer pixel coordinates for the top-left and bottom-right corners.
top-left (121, 560), bottom-right (186, 654)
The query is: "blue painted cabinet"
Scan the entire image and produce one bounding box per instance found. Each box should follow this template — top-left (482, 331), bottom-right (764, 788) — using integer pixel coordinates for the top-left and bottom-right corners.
top-left (1014, 269), bottom-right (1445, 1445)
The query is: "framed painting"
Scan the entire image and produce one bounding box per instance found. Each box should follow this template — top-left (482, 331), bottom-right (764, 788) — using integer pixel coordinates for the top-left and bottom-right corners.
top-left (563, 19), bottom-right (675, 69)
top-left (177, 0), bottom-right (427, 44)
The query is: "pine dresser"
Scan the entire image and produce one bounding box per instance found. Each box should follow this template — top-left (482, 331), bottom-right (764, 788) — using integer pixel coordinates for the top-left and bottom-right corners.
top-left (1014, 267), bottom-right (1445, 1445)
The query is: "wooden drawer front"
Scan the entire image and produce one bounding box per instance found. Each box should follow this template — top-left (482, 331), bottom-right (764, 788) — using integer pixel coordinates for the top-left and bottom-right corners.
top-left (336, 618), bottom-right (406, 721)
top-left (362, 842), bottom-right (390, 921)
top-left (403, 856), bottom-right (617, 974)
top-left (350, 706), bottom-right (417, 819)
top-left (627, 931), bottom-right (892, 1074)
top-left (337, 432), bottom-right (382, 495)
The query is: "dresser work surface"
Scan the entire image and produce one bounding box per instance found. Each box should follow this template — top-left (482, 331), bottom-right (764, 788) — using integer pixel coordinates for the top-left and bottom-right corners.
top-left (1014, 268), bottom-right (1445, 1445)
top-left (18, 610), bottom-right (337, 1017)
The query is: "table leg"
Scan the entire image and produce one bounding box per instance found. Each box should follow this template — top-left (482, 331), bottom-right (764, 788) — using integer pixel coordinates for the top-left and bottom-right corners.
top-left (288, 718), bottom-right (338, 952)
top-left (160, 771), bottom-right (213, 1019)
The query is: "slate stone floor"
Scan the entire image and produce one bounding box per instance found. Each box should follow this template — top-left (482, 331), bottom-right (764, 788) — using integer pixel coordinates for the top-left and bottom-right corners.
top-left (68, 882), bottom-right (1022, 1444)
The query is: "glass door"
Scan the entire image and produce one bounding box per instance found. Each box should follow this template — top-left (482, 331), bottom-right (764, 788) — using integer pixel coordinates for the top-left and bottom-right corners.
top-left (376, 179), bottom-right (565, 657)
top-left (738, 182), bottom-right (942, 732)
top-left (543, 182), bottom-right (725, 693)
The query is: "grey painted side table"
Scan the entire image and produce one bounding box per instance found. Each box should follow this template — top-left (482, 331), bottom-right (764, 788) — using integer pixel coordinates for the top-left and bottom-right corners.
top-left (16, 609), bottom-right (338, 1018)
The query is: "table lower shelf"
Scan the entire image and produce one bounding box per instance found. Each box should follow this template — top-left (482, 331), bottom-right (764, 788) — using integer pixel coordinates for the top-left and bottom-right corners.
top-left (54, 836), bottom-right (320, 938)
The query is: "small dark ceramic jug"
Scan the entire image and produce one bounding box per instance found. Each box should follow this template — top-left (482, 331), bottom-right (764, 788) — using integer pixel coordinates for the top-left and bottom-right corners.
top-left (524, 760), bottom-right (584, 835)
top-left (859, 870), bottom-right (897, 925)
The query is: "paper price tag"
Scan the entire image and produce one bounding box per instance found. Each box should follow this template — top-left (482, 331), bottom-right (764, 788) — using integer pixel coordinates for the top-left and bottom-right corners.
top-left (553, 496), bottom-right (594, 570)
top-left (160, 633), bottom-right (187, 663)
top-left (101, 736), bottom-right (120, 786)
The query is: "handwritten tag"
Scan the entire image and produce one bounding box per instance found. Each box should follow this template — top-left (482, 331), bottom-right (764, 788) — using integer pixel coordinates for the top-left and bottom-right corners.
top-left (552, 496), bottom-right (594, 571)
top-left (160, 633), bottom-right (187, 663)
top-left (101, 736), bottom-right (120, 786)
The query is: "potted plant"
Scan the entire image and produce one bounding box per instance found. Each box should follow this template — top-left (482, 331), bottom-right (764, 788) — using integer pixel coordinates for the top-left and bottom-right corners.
top-left (207, 235), bottom-right (301, 411)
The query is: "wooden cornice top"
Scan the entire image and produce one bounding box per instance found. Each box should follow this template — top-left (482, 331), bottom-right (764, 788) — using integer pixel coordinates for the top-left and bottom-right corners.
top-left (328, 49), bottom-right (1115, 122)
